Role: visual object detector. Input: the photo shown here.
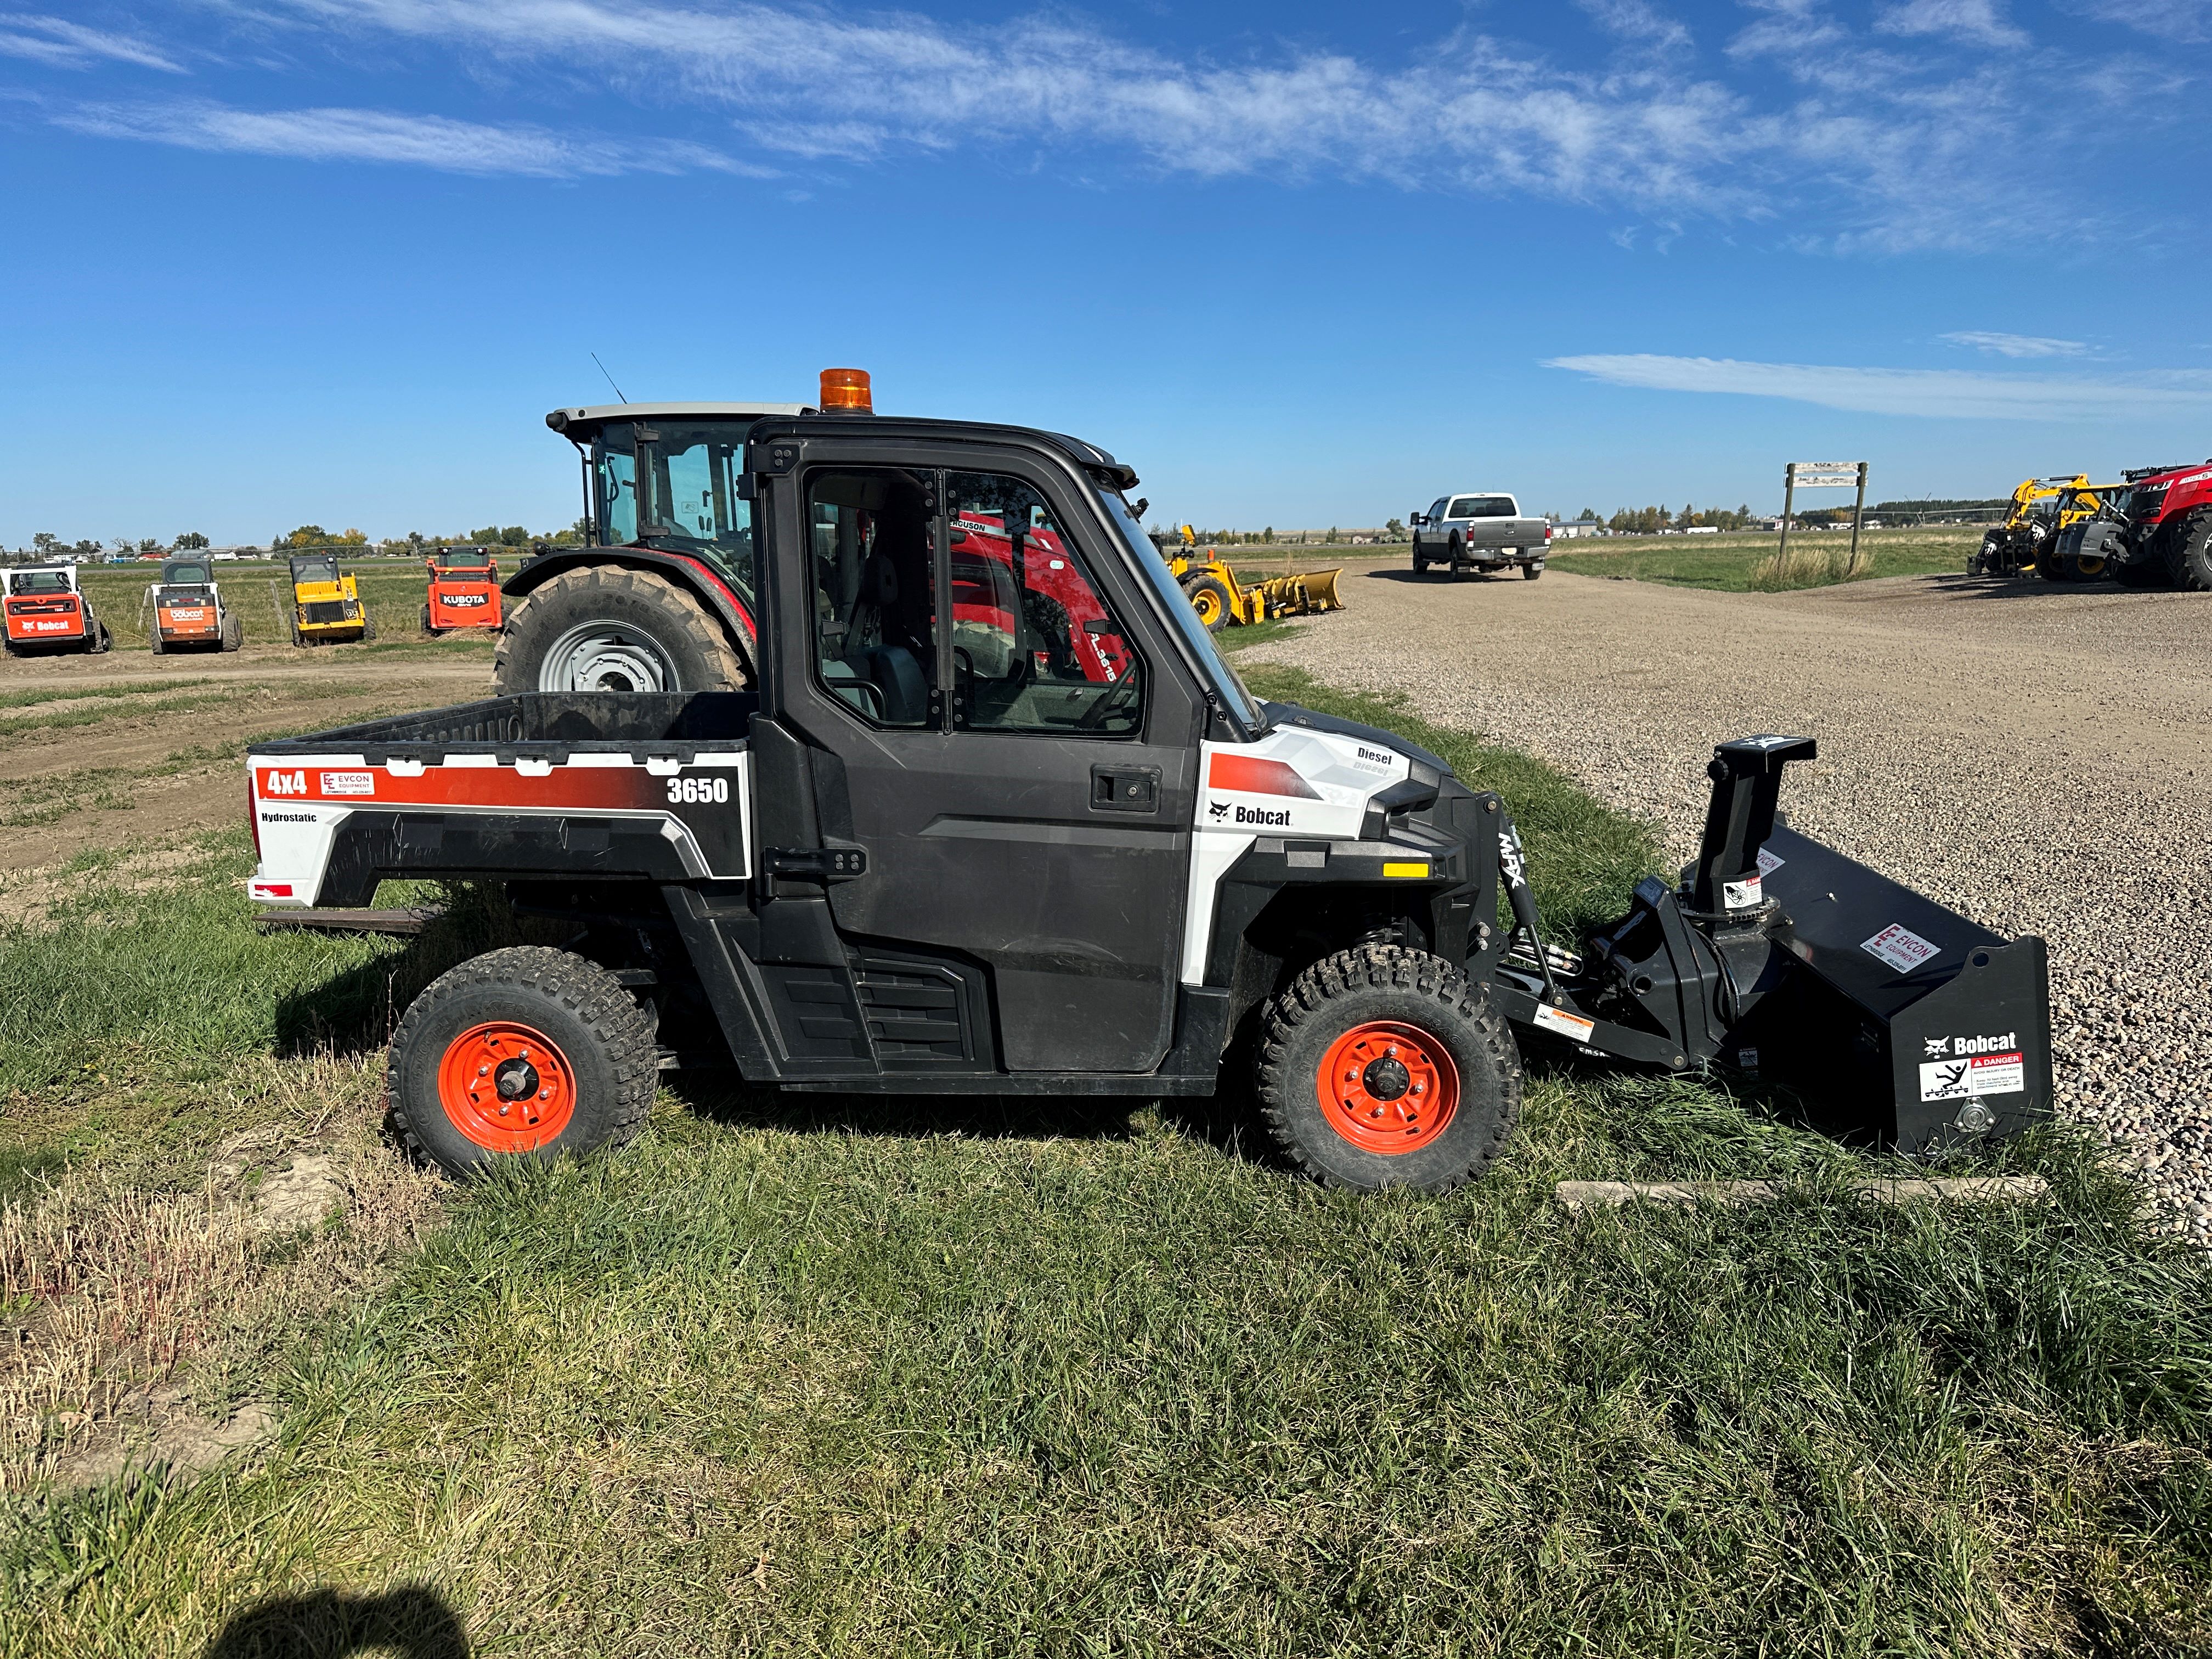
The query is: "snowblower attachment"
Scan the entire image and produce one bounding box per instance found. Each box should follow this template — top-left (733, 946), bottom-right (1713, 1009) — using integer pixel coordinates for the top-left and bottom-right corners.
top-left (1486, 736), bottom-right (2052, 1152)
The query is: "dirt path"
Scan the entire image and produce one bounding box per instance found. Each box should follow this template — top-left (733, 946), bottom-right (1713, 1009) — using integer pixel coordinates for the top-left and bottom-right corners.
top-left (1246, 567), bottom-right (2212, 1235)
top-left (0, 641), bottom-right (494, 900)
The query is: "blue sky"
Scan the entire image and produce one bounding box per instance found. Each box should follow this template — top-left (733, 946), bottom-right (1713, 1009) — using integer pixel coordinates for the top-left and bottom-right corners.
top-left (3, 0), bottom-right (2210, 543)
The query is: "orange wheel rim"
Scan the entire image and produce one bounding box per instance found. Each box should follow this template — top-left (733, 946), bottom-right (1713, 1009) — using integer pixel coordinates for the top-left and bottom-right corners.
top-left (436, 1022), bottom-right (575, 1152)
top-left (1317, 1021), bottom-right (1458, 1154)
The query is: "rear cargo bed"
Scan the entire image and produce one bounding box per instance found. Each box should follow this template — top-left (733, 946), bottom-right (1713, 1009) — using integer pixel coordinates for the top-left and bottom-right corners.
top-left (247, 692), bottom-right (759, 907)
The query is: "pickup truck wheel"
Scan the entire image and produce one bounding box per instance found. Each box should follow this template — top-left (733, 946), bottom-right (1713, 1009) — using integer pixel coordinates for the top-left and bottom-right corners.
top-left (495, 566), bottom-right (749, 694)
top-left (388, 946), bottom-right (658, 1178)
top-left (1255, 945), bottom-right (1521, 1194)
top-left (1522, 561), bottom-right (1544, 580)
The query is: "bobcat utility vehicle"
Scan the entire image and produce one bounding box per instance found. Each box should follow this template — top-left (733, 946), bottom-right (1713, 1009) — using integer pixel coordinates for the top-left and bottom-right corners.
top-left (249, 371), bottom-right (2053, 1188)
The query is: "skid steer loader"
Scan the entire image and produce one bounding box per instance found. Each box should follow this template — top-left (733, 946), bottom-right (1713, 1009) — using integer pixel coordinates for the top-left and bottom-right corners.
top-left (2, 564), bottom-right (110, 656)
top-left (146, 555), bottom-right (244, 653)
top-left (247, 375), bottom-right (2054, 1190)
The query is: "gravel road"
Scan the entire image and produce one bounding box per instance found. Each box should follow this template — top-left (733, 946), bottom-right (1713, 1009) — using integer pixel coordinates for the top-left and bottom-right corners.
top-left (1244, 565), bottom-right (2212, 1238)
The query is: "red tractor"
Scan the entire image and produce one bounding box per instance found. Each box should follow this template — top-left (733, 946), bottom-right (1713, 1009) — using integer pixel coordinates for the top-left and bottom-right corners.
top-left (2057, 459), bottom-right (2212, 590)
top-left (422, 547), bottom-right (504, 635)
top-left (3, 565), bottom-right (111, 656)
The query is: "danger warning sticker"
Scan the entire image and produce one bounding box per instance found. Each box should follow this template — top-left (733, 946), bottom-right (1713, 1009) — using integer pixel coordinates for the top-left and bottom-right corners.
top-left (1862, 923), bottom-right (1940, 974)
top-left (1722, 876), bottom-right (1764, 909)
top-left (1534, 1004), bottom-right (1595, 1042)
top-left (1919, 1052), bottom-right (2024, 1102)
top-left (319, 771), bottom-right (375, 797)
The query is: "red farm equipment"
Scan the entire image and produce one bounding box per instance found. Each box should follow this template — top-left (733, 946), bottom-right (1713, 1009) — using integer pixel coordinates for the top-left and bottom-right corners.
top-left (423, 547), bottom-right (505, 635)
top-left (3, 565), bottom-right (111, 656)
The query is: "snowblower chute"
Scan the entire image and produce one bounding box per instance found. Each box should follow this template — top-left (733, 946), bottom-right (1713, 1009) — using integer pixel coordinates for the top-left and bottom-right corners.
top-left (1486, 736), bottom-right (2052, 1151)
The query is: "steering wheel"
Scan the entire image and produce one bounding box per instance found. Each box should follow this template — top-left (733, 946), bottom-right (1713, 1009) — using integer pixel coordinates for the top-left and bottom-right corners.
top-left (1076, 671), bottom-right (1142, 731)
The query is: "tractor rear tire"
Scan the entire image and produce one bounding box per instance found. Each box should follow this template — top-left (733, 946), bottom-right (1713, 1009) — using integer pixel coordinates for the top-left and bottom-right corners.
top-left (387, 946), bottom-right (658, 1180)
top-left (221, 614), bottom-right (243, 652)
top-left (2164, 513), bottom-right (2212, 592)
top-left (1182, 572), bottom-right (1234, 633)
top-left (495, 566), bottom-right (750, 695)
top-left (1255, 945), bottom-right (1521, 1194)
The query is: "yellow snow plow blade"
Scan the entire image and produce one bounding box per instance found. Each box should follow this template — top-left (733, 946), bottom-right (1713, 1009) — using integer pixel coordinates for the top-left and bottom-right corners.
top-left (1246, 568), bottom-right (1344, 617)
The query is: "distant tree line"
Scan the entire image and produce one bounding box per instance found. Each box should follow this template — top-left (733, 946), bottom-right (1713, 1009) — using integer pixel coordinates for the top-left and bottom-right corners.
top-left (1603, 503), bottom-right (1757, 534)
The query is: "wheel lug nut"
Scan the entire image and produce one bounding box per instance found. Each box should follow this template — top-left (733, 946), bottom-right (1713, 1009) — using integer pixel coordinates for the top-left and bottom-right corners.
top-left (478, 1065), bottom-right (489, 1076)
top-left (498, 1104), bottom-right (510, 1116)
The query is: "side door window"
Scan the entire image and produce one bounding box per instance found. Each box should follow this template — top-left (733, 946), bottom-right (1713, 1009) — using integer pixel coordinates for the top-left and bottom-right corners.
top-left (944, 471), bottom-right (1142, 737)
top-left (1426, 497), bottom-right (1449, 526)
top-left (807, 467), bottom-right (938, 729)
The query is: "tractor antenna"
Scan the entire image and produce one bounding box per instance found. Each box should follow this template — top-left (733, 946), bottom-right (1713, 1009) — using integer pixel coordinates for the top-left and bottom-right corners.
top-left (591, 353), bottom-right (630, 404)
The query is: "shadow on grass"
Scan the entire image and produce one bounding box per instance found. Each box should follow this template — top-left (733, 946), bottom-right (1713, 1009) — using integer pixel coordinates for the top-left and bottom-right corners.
top-left (270, 884), bottom-right (532, 1060)
top-left (203, 1583), bottom-right (469, 1658)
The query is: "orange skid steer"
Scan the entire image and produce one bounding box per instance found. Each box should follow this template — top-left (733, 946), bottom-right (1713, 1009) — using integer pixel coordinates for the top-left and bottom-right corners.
top-left (146, 556), bottom-right (244, 653)
top-left (3, 565), bottom-right (111, 656)
top-left (423, 547), bottom-right (505, 635)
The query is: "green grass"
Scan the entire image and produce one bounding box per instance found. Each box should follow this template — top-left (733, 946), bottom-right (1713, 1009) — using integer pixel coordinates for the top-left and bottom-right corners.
top-left (1546, 526), bottom-right (1979, 591)
top-left (3, 688), bottom-right (2208, 1657)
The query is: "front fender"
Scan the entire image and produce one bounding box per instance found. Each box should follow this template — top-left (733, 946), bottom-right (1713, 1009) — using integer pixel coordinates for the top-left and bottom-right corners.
top-left (505, 549), bottom-right (757, 655)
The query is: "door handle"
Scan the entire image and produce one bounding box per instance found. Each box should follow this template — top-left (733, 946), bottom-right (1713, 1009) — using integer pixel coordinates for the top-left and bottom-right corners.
top-left (1091, 765), bottom-right (1160, 814)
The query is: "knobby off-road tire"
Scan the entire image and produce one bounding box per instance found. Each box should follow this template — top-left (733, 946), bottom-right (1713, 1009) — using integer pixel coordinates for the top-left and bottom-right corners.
top-left (421, 603), bottom-right (435, 636)
top-left (150, 630), bottom-right (166, 656)
top-left (494, 566), bottom-right (750, 695)
top-left (2163, 512), bottom-right (2212, 593)
top-left (363, 616), bottom-right (377, 642)
top-left (221, 613), bottom-right (243, 652)
top-left (1181, 572), bottom-right (1234, 632)
top-left (1255, 945), bottom-right (1522, 1193)
top-left (91, 622), bottom-right (111, 654)
top-left (387, 946), bottom-right (658, 1179)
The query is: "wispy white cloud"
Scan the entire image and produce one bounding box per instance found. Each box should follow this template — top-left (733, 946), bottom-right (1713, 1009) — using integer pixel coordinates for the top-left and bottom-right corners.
top-left (1574, 0), bottom-right (1695, 50)
top-left (2058, 0), bottom-right (2212, 42)
top-left (1941, 330), bottom-right (2090, 358)
top-left (0, 13), bottom-right (183, 71)
top-left (1543, 352), bottom-right (2212, 419)
top-left (1875, 0), bottom-right (2028, 46)
top-left (53, 100), bottom-right (768, 177)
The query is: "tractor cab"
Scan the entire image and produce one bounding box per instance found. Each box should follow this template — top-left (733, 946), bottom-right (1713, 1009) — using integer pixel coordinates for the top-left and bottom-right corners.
top-left (3, 563), bottom-right (108, 654)
top-left (285, 552), bottom-right (372, 646)
top-left (422, 545), bottom-right (504, 634)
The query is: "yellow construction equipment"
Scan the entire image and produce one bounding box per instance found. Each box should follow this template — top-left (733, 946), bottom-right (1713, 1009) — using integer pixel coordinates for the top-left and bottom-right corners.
top-left (283, 552), bottom-right (375, 646)
top-left (1161, 525), bottom-right (1343, 630)
top-left (1971, 477), bottom-right (2110, 580)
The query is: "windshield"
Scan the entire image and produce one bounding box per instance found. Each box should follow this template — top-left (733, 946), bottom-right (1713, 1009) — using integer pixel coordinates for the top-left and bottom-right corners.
top-left (1095, 488), bottom-right (1263, 736)
top-left (9, 569), bottom-right (71, 595)
top-left (292, 557), bottom-right (338, 584)
top-left (594, 420), bottom-right (760, 611)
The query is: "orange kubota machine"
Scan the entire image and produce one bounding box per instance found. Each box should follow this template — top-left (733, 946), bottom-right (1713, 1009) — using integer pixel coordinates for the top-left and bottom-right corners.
top-left (422, 546), bottom-right (504, 635)
top-left (3, 564), bottom-right (111, 656)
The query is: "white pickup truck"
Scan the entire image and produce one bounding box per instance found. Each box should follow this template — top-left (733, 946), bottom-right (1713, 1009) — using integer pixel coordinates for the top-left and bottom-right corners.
top-left (1409, 491), bottom-right (1550, 579)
